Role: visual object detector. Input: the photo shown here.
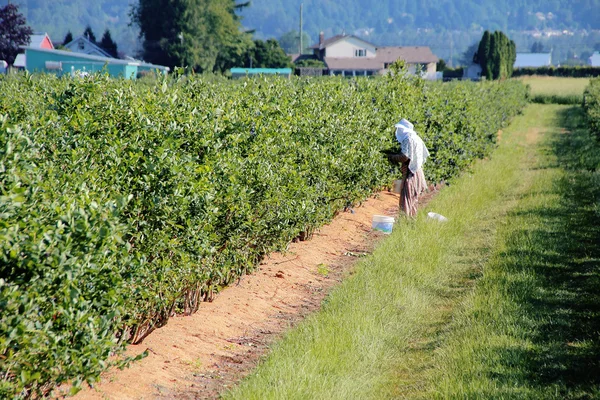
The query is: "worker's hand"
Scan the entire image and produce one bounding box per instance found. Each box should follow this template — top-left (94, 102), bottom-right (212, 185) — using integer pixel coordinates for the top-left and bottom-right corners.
top-left (401, 164), bottom-right (408, 175)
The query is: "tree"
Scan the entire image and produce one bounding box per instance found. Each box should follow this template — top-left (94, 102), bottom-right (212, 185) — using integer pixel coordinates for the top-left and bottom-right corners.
top-left (473, 30), bottom-right (515, 80)
top-left (100, 29), bottom-right (119, 58)
top-left (436, 58), bottom-right (448, 71)
top-left (278, 30), bottom-right (311, 54)
top-left (83, 25), bottom-right (97, 43)
top-left (295, 58), bottom-right (325, 68)
top-left (0, 4), bottom-right (33, 66)
top-left (131, 0), bottom-right (253, 72)
top-left (251, 39), bottom-right (291, 68)
top-left (531, 41), bottom-right (544, 52)
top-left (474, 30), bottom-right (492, 79)
top-left (458, 42), bottom-right (479, 67)
top-left (63, 31), bottom-right (73, 45)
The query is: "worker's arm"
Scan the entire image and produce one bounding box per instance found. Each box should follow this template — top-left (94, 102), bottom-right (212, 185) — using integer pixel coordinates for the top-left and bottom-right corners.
top-left (387, 153), bottom-right (410, 163)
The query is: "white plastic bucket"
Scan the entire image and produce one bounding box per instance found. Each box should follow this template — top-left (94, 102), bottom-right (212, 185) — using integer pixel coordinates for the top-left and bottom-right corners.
top-left (372, 215), bottom-right (395, 234)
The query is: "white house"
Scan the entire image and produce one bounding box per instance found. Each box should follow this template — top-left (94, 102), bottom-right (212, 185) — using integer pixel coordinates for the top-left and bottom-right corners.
top-left (514, 52), bottom-right (552, 68)
top-left (308, 33), bottom-right (439, 79)
top-left (589, 52), bottom-right (600, 67)
top-left (63, 35), bottom-right (113, 58)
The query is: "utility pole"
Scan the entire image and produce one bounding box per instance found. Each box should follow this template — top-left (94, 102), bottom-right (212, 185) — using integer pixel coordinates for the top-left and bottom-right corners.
top-left (449, 32), bottom-right (453, 68)
top-left (299, 3), bottom-right (303, 54)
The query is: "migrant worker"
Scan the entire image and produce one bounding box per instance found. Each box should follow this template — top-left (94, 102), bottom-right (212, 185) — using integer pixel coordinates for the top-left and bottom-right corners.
top-left (387, 119), bottom-right (430, 217)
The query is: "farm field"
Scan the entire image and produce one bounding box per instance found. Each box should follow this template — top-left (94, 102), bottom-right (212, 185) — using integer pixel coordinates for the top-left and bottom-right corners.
top-left (222, 103), bottom-right (600, 398)
top-left (0, 70), bottom-right (527, 398)
top-left (4, 74), bottom-right (600, 398)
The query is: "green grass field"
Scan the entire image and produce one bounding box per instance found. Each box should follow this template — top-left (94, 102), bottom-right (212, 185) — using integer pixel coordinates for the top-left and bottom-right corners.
top-left (517, 76), bottom-right (591, 104)
top-left (223, 104), bottom-right (600, 399)
top-left (517, 76), bottom-right (591, 96)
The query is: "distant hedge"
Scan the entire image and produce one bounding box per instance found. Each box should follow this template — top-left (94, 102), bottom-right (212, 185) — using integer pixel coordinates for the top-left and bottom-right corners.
top-left (583, 77), bottom-right (600, 139)
top-left (513, 66), bottom-right (600, 78)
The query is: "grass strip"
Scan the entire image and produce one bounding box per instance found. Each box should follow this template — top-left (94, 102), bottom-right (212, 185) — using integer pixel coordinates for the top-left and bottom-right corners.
top-left (425, 105), bottom-right (600, 399)
top-left (223, 105), bottom-right (556, 399)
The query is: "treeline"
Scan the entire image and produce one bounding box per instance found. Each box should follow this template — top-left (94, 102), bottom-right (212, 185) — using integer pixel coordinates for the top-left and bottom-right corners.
top-left (0, 69), bottom-right (527, 398)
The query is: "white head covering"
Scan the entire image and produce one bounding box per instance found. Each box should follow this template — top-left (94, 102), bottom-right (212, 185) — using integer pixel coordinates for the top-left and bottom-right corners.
top-left (393, 118), bottom-right (430, 173)
top-left (394, 118), bottom-right (415, 144)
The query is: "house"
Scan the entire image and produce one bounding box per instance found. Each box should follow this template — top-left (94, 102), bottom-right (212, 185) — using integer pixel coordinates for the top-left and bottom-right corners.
top-left (514, 52), bottom-right (552, 68)
top-left (589, 52), bottom-right (600, 67)
top-left (308, 33), bottom-right (439, 79)
top-left (21, 46), bottom-right (169, 79)
top-left (13, 32), bottom-right (54, 68)
top-left (63, 35), bottom-right (113, 58)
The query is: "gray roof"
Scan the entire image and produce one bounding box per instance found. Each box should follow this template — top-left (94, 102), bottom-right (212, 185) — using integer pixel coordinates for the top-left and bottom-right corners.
top-left (13, 53), bottom-right (26, 67)
top-left (324, 57), bottom-right (382, 70)
top-left (376, 46), bottom-right (439, 64)
top-left (514, 53), bottom-right (552, 68)
top-left (64, 35), bottom-right (113, 58)
top-left (323, 46), bottom-right (438, 71)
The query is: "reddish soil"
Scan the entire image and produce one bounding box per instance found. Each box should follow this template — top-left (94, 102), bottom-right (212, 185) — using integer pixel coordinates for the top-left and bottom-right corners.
top-left (72, 188), bottom-right (438, 400)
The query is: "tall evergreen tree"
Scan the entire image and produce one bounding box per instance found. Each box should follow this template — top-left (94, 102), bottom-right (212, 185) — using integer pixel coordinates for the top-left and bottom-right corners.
top-left (131, 0), bottom-right (253, 72)
top-left (531, 41), bottom-right (544, 53)
top-left (0, 4), bottom-right (33, 65)
top-left (474, 30), bottom-right (492, 80)
top-left (474, 30), bottom-right (516, 80)
top-left (100, 29), bottom-right (119, 58)
top-left (63, 31), bottom-right (73, 45)
top-left (83, 25), bottom-right (96, 43)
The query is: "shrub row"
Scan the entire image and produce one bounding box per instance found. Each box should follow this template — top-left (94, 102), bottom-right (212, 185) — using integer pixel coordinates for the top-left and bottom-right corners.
top-left (513, 66), bottom-right (600, 78)
top-left (583, 77), bottom-right (600, 139)
top-left (0, 67), bottom-right (528, 398)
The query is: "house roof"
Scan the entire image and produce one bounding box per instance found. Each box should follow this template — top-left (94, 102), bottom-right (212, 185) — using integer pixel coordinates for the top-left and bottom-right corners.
top-left (21, 46), bottom-right (169, 71)
top-left (323, 46), bottom-right (438, 70)
top-left (64, 35), bottom-right (113, 58)
top-left (514, 53), bottom-right (552, 68)
top-left (310, 34), bottom-right (377, 50)
top-left (13, 53), bottom-right (26, 68)
top-left (376, 46), bottom-right (439, 64)
top-left (29, 33), bottom-right (54, 49)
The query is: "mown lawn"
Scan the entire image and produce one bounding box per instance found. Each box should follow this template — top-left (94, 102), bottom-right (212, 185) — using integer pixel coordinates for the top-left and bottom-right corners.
top-left (223, 104), bottom-right (600, 399)
top-left (426, 105), bottom-right (600, 399)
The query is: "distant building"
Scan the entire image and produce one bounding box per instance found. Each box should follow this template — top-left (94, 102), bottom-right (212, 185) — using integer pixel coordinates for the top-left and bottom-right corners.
top-left (514, 52), bottom-right (552, 68)
top-left (589, 52), bottom-right (600, 67)
top-left (463, 64), bottom-right (482, 80)
top-left (13, 32), bottom-right (54, 68)
top-left (63, 35), bottom-right (113, 58)
top-left (22, 46), bottom-right (169, 79)
top-left (306, 33), bottom-right (439, 79)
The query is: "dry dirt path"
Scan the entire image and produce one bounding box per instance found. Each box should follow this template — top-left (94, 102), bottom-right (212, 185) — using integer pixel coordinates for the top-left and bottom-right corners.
top-left (73, 188), bottom-right (438, 400)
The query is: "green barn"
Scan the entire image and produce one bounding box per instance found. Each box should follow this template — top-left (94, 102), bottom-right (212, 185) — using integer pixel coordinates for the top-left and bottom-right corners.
top-left (22, 47), bottom-right (169, 79)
